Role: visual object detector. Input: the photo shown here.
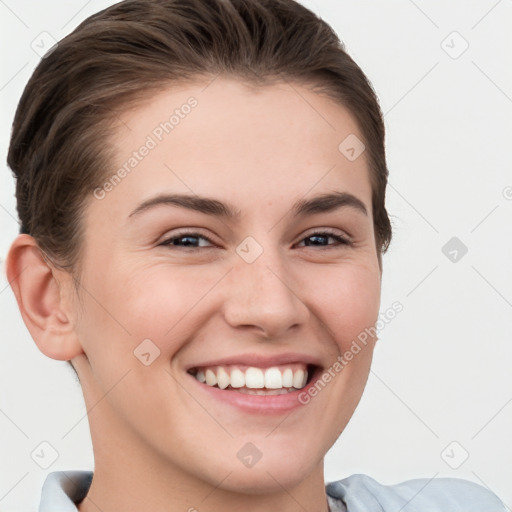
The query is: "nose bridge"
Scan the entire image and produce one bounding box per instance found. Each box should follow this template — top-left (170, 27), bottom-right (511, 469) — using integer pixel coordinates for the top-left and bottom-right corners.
top-left (223, 236), bottom-right (308, 336)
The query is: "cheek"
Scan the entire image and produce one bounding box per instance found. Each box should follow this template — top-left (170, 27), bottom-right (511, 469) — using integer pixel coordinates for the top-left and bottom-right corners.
top-left (77, 260), bottom-right (227, 352)
top-left (124, 263), bottom-right (229, 337)
top-left (301, 261), bottom-right (381, 352)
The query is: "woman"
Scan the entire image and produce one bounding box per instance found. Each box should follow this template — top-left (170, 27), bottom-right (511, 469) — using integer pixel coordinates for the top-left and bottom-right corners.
top-left (5, 0), bottom-right (507, 510)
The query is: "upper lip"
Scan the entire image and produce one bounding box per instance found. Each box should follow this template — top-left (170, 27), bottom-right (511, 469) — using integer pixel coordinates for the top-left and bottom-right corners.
top-left (185, 352), bottom-right (323, 371)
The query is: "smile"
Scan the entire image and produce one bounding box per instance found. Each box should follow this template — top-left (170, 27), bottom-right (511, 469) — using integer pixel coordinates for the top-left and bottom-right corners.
top-left (188, 363), bottom-right (311, 395)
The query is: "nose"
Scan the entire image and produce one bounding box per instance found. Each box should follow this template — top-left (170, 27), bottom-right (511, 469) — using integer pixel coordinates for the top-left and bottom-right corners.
top-left (222, 243), bottom-right (310, 339)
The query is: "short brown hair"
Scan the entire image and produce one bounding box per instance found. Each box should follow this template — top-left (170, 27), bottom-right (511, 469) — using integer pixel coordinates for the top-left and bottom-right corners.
top-left (7, 0), bottom-right (393, 371)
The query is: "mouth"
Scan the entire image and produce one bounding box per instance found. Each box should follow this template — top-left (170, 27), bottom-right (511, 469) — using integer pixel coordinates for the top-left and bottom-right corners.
top-left (187, 363), bottom-right (319, 397)
top-left (184, 353), bottom-right (324, 413)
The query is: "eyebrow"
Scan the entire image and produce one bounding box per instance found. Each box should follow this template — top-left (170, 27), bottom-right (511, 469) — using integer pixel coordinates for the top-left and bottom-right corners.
top-left (128, 191), bottom-right (368, 220)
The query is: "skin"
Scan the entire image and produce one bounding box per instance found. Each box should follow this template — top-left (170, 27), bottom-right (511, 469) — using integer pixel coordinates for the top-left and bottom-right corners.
top-left (7, 76), bottom-right (382, 512)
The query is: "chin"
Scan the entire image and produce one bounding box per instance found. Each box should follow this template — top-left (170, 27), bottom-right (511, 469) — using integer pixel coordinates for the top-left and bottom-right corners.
top-left (198, 442), bottom-right (322, 495)
top-left (219, 463), bottom-right (317, 495)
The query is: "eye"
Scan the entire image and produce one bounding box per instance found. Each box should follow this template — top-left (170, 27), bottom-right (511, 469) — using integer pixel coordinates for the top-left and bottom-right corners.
top-left (296, 230), bottom-right (352, 248)
top-left (159, 231), bottom-right (215, 249)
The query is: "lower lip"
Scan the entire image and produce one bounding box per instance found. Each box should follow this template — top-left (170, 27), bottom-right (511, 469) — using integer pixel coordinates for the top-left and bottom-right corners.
top-left (187, 369), bottom-right (321, 414)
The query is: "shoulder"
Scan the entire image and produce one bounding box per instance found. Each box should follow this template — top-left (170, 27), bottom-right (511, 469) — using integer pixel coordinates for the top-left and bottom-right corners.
top-left (39, 470), bottom-right (93, 512)
top-left (326, 473), bottom-right (507, 512)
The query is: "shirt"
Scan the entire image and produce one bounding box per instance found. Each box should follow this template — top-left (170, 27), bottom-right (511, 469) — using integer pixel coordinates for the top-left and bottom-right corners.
top-left (38, 470), bottom-right (507, 512)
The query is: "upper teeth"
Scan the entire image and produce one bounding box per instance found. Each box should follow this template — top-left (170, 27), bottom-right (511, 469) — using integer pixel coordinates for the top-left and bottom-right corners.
top-left (193, 365), bottom-right (309, 390)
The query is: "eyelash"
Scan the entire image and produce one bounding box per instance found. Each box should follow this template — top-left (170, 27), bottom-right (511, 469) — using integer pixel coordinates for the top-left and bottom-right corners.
top-left (159, 230), bottom-right (352, 250)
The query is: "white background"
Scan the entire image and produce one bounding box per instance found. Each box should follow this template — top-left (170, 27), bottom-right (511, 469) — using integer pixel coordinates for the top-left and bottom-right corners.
top-left (1, 0), bottom-right (511, 510)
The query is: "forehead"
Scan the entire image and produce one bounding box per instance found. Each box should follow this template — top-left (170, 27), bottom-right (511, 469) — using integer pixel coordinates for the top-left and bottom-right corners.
top-left (95, 76), bottom-right (372, 218)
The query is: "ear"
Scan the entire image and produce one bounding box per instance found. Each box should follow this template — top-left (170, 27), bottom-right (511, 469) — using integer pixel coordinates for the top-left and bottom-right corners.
top-left (6, 234), bottom-right (84, 361)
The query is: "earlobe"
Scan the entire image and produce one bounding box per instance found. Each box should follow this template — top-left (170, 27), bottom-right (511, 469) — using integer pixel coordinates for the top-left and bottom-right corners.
top-left (6, 234), bottom-right (84, 361)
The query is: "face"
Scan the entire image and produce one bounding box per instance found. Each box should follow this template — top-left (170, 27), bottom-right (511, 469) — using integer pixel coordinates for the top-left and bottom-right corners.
top-left (69, 76), bottom-right (381, 493)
